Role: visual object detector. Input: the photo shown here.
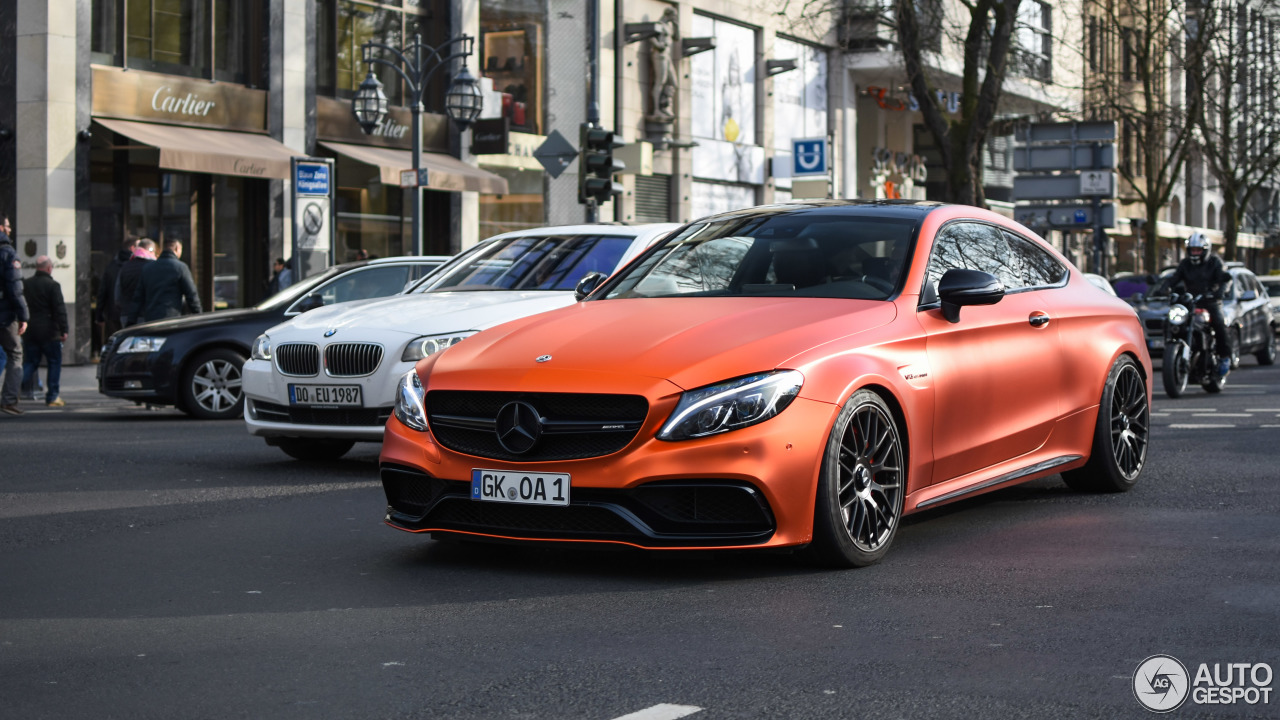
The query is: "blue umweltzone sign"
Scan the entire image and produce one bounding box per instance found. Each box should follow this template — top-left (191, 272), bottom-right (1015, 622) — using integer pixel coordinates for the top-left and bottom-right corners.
top-left (792, 138), bottom-right (828, 177)
top-left (295, 162), bottom-right (331, 196)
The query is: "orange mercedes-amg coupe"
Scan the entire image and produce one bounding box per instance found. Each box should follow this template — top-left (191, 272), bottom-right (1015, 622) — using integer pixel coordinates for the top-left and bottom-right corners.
top-left (380, 201), bottom-right (1152, 566)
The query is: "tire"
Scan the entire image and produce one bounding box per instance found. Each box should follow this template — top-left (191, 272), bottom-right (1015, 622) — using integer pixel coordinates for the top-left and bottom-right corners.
top-left (1063, 355), bottom-right (1149, 493)
top-left (273, 437), bottom-right (356, 462)
top-left (808, 390), bottom-right (906, 568)
top-left (1228, 328), bottom-right (1242, 369)
top-left (1161, 340), bottom-right (1189, 398)
top-left (180, 348), bottom-right (246, 420)
top-left (1256, 328), bottom-right (1276, 366)
top-left (1202, 372), bottom-right (1225, 393)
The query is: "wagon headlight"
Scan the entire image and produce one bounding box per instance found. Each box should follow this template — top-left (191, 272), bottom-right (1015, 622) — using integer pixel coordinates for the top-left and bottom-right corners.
top-left (251, 334), bottom-right (272, 360)
top-left (401, 331), bottom-right (477, 362)
top-left (658, 370), bottom-right (803, 441)
top-left (393, 369), bottom-right (429, 432)
top-left (1167, 305), bottom-right (1189, 326)
top-left (116, 336), bottom-right (167, 354)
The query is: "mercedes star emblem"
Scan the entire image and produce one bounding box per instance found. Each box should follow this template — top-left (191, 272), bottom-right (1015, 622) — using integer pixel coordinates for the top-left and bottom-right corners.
top-left (536, 355), bottom-right (552, 363)
top-left (495, 401), bottom-right (542, 455)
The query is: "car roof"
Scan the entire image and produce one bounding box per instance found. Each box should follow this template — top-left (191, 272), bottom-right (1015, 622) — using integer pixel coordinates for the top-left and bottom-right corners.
top-left (355, 254), bottom-right (453, 268)
top-left (481, 223), bottom-right (680, 243)
top-left (690, 199), bottom-right (944, 225)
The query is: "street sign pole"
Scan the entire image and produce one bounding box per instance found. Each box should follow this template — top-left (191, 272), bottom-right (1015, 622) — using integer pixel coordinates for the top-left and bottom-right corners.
top-left (1091, 142), bottom-right (1105, 276)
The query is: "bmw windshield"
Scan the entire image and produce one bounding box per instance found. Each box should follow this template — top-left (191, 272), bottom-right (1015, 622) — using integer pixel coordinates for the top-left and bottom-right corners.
top-left (407, 234), bottom-right (637, 293)
top-left (601, 212), bottom-right (917, 301)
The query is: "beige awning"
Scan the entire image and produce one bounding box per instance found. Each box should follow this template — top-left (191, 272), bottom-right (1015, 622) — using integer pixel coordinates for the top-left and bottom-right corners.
top-left (95, 118), bottom-right (303, 179)
top-left (320, 141), bottom-right (509, 194)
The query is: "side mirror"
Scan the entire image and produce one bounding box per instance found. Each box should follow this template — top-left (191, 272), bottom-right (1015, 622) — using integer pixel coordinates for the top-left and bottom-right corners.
top-left (938, 268), bottom-right (1004, 323)
top-left (297, 293), bottom-right (325, 313)
top-left (574, 271), bottom-right (608, 301)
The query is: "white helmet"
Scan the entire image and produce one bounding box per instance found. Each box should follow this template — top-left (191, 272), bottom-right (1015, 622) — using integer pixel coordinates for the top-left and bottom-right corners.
top-left (1186, 233), bottom-right (1209, 265)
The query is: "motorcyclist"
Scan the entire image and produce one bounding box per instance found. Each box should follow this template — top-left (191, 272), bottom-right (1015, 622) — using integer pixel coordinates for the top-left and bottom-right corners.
top-left (1156, 233), bottom-right (1233, 376)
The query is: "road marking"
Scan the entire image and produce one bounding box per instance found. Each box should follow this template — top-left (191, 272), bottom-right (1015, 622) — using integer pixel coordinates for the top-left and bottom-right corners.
top-left (1193, 413), bottom-right (1253, 417)
top-left (609, 704), bottom-right (703, 720)
top-left (1262, 424), bottom-right (1280, 428)
top-left (1156, 408), bottom-right (1219, 412)
top-left (1246, 409), bottom-right (1280, 413)
top-left (1150, 413), bottom-right (1171, 417)
top-left (0, 481), bottom-right (381, 520)
top-left (1169, 423), bottom-right (1236, 429)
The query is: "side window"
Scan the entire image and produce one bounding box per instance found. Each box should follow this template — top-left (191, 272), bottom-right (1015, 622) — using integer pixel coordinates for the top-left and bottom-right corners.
top-left (316, 266), bottom-right (411, 305)
top-left (1003, 231), bottom-right (1068, 288)
top-left (922, 222), bottom-right (1011, 303)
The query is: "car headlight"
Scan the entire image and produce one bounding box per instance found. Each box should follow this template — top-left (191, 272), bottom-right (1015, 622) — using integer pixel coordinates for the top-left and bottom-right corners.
top-left (251, 334), bottom-right (272, 360)
top-left (1167, 305), bottom-right (1189, 326)
top-left (393, 369), bottom-right (429, 432)
top-left (115, 336), bottom-right (167, 354)
top-left (658, 370), bottom-right (803, 441)
top-left (401, 331), bottom-right (477, 362)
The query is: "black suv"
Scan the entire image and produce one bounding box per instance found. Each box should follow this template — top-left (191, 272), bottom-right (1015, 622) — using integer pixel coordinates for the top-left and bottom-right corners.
top-left (98, 256), bottom-right (448, 419)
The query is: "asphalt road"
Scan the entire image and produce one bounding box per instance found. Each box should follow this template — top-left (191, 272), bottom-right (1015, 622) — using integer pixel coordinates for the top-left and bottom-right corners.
top-left (2, 357), bottom-right (1278, 719)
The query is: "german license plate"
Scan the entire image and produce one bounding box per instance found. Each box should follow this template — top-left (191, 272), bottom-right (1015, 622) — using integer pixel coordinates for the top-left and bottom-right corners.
top-left (289, 384), bottom-right (363, 407)
top-left (1149, 337), bottom-right (1165, 349)
top-left (471, 469), bottom-right (570, 506)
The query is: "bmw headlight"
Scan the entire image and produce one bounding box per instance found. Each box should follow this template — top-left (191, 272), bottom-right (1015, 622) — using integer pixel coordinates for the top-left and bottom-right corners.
top-left (251, 334), bottom-right (272, 360)
top-left (1167, 305), bottom-right (1189, 326)
top-left (393, 369), bottom-right (429, 432)
top-left (116, 336), bottom-right (167, 354)
top-left (658, 370), bottom-right (804, 441)
top-left (401, 331), bottom-right (477, 362)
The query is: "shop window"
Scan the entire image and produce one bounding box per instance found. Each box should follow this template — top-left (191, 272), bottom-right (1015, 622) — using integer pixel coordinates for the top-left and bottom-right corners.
top-left (480, 0), bottom-right (545, 134)
top-left (316, 0), bottom-right (447, 111)
top-left (91, 0), bottom-right (262, 85)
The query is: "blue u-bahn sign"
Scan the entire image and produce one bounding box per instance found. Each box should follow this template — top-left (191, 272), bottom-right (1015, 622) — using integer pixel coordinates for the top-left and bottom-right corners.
top-left (791, 138), bottom-right (828, 177)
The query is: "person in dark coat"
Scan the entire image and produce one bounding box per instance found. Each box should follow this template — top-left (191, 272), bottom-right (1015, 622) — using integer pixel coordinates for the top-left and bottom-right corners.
top-left (96, 237), bottom-right (136, 337)
top-left (0, 215), bottom-right (30, 416)
top-left (129, 239), bottom-right (202, 324)
top-left (115, 239), bottom-right (156, 328)
top-left (21, 255), bottom-right (68, 406)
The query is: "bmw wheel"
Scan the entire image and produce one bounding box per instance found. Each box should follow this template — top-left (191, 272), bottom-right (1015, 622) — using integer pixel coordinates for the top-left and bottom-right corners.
top-left (809, 390), bottom-right (906, 568)
top-left (181, 348), bottom-right (246, 420)
top-left (1064, 355), bottom-right (1149, 493)
top-left (1161, 340), bottom-right (1189, 398)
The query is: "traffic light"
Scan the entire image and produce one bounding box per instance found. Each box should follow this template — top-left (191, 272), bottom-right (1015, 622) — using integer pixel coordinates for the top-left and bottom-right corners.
top-left (579, 123), bottom-right (625, 205)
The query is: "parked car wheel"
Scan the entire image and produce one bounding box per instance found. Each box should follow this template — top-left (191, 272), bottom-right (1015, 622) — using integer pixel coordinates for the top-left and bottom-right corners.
top-left (1228, 328), bottom-right (1242, 369)
top-left (808, 390), bottom-right (906, 568)
top-left (1162, 341), bottom-right (1189, 398)
top-left (181, 348), bottom-right (246, 420)
top-left (273, 438), bottom-right (356, 462)
top-left (1063, 355), bottom-right (1148, 493)
top-left (1256, 329), bottom-right (1277, 366)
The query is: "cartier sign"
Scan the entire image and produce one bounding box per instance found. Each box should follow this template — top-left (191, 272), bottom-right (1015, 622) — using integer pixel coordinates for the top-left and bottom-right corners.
top-left (91, 65), bottom-right (267, 132)
top-left (316, 96), bottom-right (448, 151)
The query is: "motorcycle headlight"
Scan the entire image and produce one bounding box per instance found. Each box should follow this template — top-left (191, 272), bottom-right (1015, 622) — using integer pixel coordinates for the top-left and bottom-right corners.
top-left (1167, 305), bottom-right (1189, 326)
top-left (116, 336), bottom-right (167, 354)
top-left (658, 370), bottom-right (803, 441)
top-left (401, 331), bottom-right (477, 362)
top-left (251, 334), bottom-right (272, 360)
top-left (393, 369), bottom-right (429, 432)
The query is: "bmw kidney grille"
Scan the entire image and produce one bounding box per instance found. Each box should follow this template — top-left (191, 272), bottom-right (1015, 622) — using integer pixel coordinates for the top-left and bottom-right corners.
top-left (324, 342), bottom-right (384, 377)
top-left (275, 343), bottom-right (320, 376)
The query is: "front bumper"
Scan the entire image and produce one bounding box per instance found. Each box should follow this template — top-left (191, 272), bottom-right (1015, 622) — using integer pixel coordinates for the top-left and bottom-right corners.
top-left (242, 355), bottom-right (412, 440)
top-left (378, 395), bottom-right (838, 550)
top-left (98, 350), bottom-right (175, 403)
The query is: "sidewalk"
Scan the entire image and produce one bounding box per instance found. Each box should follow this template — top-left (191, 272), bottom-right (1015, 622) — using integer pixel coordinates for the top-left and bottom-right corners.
top-left (6, 362), bottom-right (118, 411)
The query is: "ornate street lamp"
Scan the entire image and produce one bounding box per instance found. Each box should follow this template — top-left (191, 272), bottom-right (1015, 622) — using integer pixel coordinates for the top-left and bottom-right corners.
top-left (352, 34), bottom-right (481, 256)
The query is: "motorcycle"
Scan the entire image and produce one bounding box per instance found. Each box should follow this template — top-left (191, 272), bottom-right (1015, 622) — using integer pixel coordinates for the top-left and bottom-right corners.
top-left (1161, 292), bottom-right (1228, 397)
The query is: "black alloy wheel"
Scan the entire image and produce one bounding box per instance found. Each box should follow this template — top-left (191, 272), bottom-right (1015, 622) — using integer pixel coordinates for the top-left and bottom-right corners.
top-left (181, 348), bottom-right (246, 420)
top-left (1161, 340), bottom-right (1189, 398)
top-left (809, 390), bottom-right (906, 568)
top-left (1064, 355), bottom-right (1149, 493)
top-left (1256, 328), bottom-right (1276, 366)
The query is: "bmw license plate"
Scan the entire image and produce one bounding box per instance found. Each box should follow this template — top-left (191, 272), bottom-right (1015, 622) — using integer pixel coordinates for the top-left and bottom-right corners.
top-left (471, 469), bottom-right (570, 506)
top-left (289, 384), bottom-right (363, 407)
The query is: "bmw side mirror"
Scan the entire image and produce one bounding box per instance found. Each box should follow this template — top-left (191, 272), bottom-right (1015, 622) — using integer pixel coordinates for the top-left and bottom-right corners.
top-left (938, 268), bottom-right (1004, 323)
top-left (574, 271), bottom-right (607, 301)
top-left (298, 293), bottom-right (325, 313)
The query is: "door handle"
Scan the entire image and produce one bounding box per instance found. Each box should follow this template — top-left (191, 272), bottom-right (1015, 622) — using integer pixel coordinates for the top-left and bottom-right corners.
top-left (1029, 312), bottom-right (1051, 328)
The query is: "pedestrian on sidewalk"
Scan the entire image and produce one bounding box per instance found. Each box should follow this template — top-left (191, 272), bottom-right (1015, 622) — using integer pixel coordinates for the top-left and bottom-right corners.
top-left (129, 238), bottom-right (201, 324)
top-left (268, 257), bottom-right (293, 295)
top-left (116, 239), bottom-right (156, 328)
top-left (22, 255), bottom-right (68, 407)
top-left (0, 214), bottom-right (30, 416)
top-left (96, 236), bottom-right (136, 337)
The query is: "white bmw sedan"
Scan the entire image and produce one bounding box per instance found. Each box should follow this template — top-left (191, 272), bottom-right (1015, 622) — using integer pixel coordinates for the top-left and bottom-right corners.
top-left (242, 223), bottom-right (678, 460)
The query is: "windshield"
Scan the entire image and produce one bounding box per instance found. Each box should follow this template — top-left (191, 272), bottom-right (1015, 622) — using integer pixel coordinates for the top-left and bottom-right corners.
top-left (601, 213), bottom-right (917, 300)
top-left (410, 233), bottom-right (635, 293)
top-left (253, 266), bottom-right (346, 310)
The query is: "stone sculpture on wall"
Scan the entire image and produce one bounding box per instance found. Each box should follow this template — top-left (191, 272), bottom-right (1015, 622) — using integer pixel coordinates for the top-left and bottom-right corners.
top-left (645, 7), bottom-right (679, 148)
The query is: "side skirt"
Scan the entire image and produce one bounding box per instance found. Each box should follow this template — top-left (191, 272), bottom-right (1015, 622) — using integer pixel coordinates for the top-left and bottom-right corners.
top-left (913, 454), bottom-right (1083, 510)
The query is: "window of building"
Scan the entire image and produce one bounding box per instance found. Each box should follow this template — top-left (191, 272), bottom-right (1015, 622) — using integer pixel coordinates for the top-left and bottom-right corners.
top-left (1013, 0), bottom-right (1052, 83)
top-left (479, 0), bottom-right (545, 135)
top-left (315, 0), bottom-right (447, 109)
top-left (91, 0), bottom-right (263, 86)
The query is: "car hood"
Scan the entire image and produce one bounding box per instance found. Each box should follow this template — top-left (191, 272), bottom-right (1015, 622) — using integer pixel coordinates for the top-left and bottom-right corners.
top-left (120, 307), bottom-right (272, 335)
top-left (433, 297), bottom-right (897, 391)
top-left (269, 290), bottom-right (578, 340)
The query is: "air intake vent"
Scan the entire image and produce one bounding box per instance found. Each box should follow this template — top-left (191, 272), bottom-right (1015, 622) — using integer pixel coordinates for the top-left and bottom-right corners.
top-left (325, 342), bottom-right (384, 377)
top-left (275, 343), bottom-right (319, 376)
